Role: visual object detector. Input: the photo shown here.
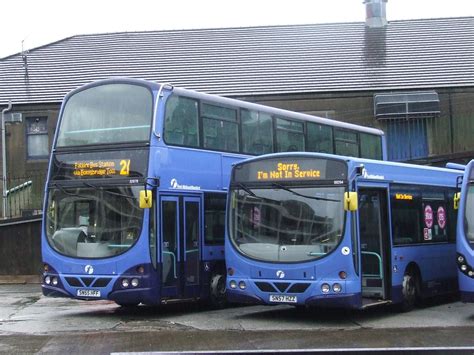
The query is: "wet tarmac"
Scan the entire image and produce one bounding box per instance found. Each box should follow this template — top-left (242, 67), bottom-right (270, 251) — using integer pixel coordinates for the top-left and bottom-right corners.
top-left (0, 284), bottom-right (474, 354)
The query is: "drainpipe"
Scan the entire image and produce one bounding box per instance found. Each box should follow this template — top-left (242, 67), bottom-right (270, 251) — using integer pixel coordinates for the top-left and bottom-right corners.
top-left (1, 101), bottom-right (12, 219)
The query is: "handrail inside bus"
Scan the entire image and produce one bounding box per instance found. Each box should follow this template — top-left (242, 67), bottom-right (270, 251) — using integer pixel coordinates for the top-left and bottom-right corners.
top-left (361, 251), bottom-right (383, 279)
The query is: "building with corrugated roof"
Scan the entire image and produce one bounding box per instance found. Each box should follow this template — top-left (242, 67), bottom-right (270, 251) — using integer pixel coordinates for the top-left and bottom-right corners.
top-left (1, 14), bottom-right (474, 218)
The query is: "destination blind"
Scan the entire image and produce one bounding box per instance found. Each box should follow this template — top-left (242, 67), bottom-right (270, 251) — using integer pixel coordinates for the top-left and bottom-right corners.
top-left (50, 149), bottom-right (149, 180)
top-left (233, 156), bottom-right (347, 183)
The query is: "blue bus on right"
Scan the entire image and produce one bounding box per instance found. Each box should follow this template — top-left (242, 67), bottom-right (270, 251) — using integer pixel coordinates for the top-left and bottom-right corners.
top-left (456, 160), bottom-right (474, 302)
top-left (226, 152), bottom-right (461, 311)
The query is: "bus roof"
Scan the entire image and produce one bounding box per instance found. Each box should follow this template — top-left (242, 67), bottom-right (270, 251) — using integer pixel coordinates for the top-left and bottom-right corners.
top-left (64, 77), bottom-right (384, 137)
top-left (232, 151), bottom-right (462, 186)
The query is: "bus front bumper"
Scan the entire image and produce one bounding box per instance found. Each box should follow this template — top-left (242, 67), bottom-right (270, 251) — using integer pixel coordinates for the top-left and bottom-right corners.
top-left (305, 293), bottom-right (361, 309)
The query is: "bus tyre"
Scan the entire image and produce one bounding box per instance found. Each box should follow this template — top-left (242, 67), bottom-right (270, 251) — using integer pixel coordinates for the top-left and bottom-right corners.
top-left (210, 273), bottom-right (227, 309)
top-left (400, 272), bottom-right (418, 312)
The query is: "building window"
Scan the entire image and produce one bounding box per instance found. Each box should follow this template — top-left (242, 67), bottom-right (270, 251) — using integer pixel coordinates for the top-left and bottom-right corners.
top-left (26, 117), bottom-right (49, 159)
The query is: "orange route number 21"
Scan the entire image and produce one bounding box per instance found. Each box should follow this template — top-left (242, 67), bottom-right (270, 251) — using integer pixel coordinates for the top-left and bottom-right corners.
top-left (120, 159), bottom-right (131, 176)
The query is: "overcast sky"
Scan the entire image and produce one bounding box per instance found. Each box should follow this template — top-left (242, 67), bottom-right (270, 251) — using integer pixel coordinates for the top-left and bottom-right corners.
top-left (1, 0), bottom-right (474, 58)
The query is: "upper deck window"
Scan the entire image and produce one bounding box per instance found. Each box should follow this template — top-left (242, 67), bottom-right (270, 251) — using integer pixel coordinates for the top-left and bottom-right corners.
top-left (56, 84), bottom-right (153, 147)
top-left (241, 110), bottom-right (273, 155)
top-left (164, 96), bottom-right (199, 147)
top-left (202, 102), bottom-right (239, 152)
top-left (275, 118), bottom-right (304, 152)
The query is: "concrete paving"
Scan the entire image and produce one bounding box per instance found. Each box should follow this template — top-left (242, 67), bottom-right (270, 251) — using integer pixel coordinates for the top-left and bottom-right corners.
top-left (0, 284), bottom-right (473, 353)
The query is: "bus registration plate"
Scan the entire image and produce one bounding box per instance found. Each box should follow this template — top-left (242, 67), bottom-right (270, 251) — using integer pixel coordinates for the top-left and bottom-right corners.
top-left (269, 294), bottom-right (297, 303)
top-left (77, 289), bottom-right (101, 298)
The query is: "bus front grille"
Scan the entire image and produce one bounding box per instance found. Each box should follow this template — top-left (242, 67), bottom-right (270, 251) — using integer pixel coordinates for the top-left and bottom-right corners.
top-left (254, 281), bottom-right (310, 294)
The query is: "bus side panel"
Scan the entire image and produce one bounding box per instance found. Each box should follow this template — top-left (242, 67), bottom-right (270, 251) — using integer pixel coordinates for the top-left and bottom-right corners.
top-left (391, 244), bottom-right (457, 303)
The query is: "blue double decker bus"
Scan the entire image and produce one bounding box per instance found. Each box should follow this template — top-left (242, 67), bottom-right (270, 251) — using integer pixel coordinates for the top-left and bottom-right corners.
top-left (456, 160), bottom-right (474, 302)
top-left (41, 78), bottom-right (385, 307)
top-left (226, 152), bottom-right (460, 311)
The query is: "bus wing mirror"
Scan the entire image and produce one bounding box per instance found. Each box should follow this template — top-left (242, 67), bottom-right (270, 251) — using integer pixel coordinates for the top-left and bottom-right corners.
top-left (454, 192), bottom-right (461, 210)
top-left (139, 190), bottom-right (153, 209)
top-left (344, 192), bottom-right (358, 211)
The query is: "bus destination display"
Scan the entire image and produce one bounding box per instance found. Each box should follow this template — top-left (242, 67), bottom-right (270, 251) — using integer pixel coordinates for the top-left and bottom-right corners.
top-left (234, 156), bottom-right (347, 183)
top-left (257, 162), bottom-right (321, 180)
top-left (51, 149), bottom-right (148, 180)
top-left (72, 159), bottom-right (131, 177)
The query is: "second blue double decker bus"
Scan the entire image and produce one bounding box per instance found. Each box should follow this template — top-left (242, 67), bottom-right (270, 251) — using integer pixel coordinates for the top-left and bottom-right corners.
top-left (226, 152), bottom-right (461, 311)
top-left (456, 160), bottom-right (474, 302)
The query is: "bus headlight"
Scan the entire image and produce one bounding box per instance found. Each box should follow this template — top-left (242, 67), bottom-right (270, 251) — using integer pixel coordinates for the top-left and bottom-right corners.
top-left (461, 264), bottom-right (468, 272)
top-left (229, 280), bottom-right (237, 289)
top-left (458, 255), bottom-right (465, 263)
top-left (131, 278), bottom-right (139, 288)
top-left (332, 283), bottom-right (342, 293)
top-left (321, 283), bottom-right (330, 293)
top-left (52, 277), bottom-right (59, 286)
top-left (238, 281), bottom-right (246, 290)
top-left (44, 276), bottom-right (51, 285)
top-left (468, 270), bottom-right (474, 277)
top-left (121, 279), bottom-right (130, 288)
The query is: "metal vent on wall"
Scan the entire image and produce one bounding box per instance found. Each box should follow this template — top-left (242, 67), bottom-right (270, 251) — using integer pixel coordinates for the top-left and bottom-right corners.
top-left (374, 91), bottom-right (440, 119)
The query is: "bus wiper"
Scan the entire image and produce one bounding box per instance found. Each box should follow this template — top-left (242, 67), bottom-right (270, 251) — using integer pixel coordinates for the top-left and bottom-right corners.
top-left (307, 251), bottom-right (326, 256)
top-left (237, 183), bottom-right (256, 197)
top-left (271, 183), bottom-right (340, 202)
top-left (81, 181), bottom-right (136, 200)
top-left (50, 183), bottom-right (89, 199)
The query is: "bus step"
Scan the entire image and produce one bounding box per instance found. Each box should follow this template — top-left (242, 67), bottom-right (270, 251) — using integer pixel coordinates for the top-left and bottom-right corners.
top-left (361, 298), bottom-right (392, 309)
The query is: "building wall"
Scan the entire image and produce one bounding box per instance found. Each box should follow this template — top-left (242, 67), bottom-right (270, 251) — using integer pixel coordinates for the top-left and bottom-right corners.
top-left (1, 104), bottom-right (58, 218)
top-left (243, 88), bottom-right (474, 165)
top-left (0, 218), bottom-right (42, 275)
top-left (2, 87), bottom-right (474, 217)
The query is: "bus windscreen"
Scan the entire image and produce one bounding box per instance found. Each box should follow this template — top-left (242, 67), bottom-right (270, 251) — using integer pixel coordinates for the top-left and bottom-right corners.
top-left (56, 83), bottom-right (153, 147)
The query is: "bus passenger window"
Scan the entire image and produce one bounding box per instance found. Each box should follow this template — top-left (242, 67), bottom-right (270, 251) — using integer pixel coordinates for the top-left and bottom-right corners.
top-left (306, 123), bottom-right (334, 154)
top-left (360, 132), bottom-right (383, 160)
top-left (204, 193), bottom-right (226, 245)
top-left (335, 129), bottom-right (359, 158)
top-left (241, 110), bottom-right (273, 155)
top-left (275, 118), bottom-right (304, 152)
top-left (391, 190), bottom-right (421, 245)
top-left (421, 197), bottom-right (448, 243)
top-left (164, 95), bottom-right (199, 147)
top-left (202, 103), bottom-right (239, 152)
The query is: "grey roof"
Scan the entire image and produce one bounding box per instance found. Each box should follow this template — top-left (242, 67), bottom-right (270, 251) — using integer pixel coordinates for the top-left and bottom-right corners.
top-left (1, 17), bottom-right (474, 105)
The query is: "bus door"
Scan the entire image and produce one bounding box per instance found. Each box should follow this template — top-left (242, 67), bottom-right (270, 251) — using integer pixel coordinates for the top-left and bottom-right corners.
top-left (358, 188), bottom-right (391, 301)
top-left (160, 195), bottom-right (202, 300)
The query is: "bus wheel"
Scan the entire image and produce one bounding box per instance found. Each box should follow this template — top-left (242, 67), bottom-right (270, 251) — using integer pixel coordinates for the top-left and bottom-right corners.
top-left (209, 273), bottom-right (227, 309)
top-left (400, 272), bottom-right (418, 312)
